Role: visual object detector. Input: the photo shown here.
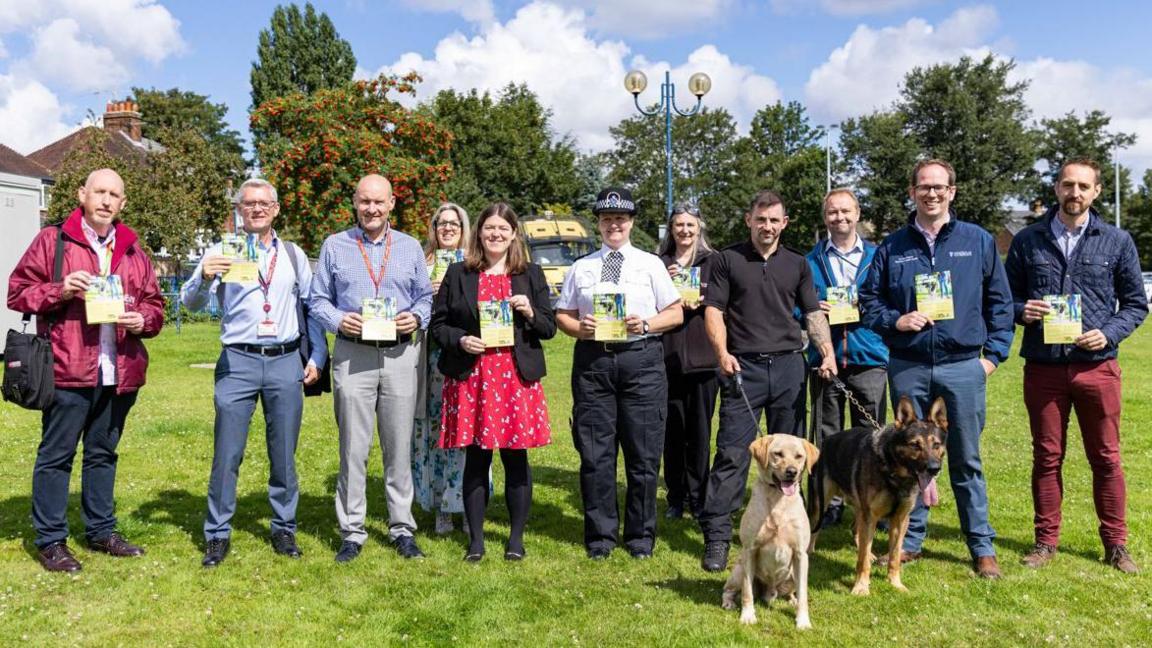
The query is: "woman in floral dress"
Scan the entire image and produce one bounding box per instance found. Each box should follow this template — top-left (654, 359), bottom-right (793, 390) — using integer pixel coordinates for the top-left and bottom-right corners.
top-left (412, 203), bottom-right (470, 534)
top-left (431, 202), bottom-right (555, 561)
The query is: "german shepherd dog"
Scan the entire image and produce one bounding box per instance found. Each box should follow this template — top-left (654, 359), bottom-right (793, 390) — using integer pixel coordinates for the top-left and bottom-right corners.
top-left (808, 396), bottom-right (947, 595)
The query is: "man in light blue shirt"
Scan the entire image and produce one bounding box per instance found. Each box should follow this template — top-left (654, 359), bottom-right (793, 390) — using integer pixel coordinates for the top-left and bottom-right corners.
top-left (310, 174), bottom-right (433, 563)
top-left (182, 178), bottom-right (327, 567)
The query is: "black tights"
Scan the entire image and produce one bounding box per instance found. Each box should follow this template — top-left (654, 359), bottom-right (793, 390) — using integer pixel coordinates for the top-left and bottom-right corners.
top-left (464, 445), bottom-right (531, 554)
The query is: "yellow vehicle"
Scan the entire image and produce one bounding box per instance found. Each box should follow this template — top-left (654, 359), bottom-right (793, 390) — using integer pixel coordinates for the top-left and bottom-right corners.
top-left (521, 212), bottom-right (597, 302)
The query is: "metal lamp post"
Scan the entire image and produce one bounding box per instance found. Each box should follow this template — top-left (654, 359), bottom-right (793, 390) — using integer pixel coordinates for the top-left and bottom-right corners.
top-left (822, 123), bottom-right (841, 193)
top-left (1114, 144), bottom-right (1121, 228)
top-left (624, 70), bottom-right (712, 219)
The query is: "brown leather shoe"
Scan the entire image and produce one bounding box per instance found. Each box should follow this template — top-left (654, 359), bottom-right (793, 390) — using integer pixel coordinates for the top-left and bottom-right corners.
top-left (1106, 545), bottom-right (1139, 574)
top-left (874, 550), bottom-right (922, 566)
top-left (38, 542), bottom-right (82, 573)
top-left (974, 555), bottom-right (1001, 579)
top-left (88, 532), bottom-right (145, 557)
top-left (1021, 542), bottom-right (1056, 569)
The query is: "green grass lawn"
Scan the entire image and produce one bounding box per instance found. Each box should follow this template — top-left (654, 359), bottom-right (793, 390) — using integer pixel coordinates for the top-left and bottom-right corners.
top-left (1, 322), bottom-right (1150, 646)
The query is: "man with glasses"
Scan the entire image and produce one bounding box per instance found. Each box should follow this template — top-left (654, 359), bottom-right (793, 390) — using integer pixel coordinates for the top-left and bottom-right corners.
top-left (859, 159), bottom-right (1014, 578)
top-left (182, 178), bottom-right (327, 567)
top-left (310, 174), bottom-right (433, 563)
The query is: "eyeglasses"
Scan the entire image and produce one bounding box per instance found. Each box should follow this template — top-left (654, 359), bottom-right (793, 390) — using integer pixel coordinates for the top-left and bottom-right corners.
top-left (914, 184), bottom-right (953, 196)
top-left (435, 221), bottom-right (462, 230)
top-left (239, 201), bottom-right (277, 211)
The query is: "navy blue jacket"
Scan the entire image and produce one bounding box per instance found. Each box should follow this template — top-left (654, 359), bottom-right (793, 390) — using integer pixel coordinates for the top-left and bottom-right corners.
top-left (1004, 206), bottom-right (1147, 363)
top-left (805, 238), bottom-right (888, 368)
top-left (860, 213), bottom-right (1014, 365)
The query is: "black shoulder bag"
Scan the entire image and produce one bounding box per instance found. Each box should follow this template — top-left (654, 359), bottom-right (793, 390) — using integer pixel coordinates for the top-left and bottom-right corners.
top-left (284, 242), bottom-right (331, 396)
top-left (3, 228), bottom-right (66, 410)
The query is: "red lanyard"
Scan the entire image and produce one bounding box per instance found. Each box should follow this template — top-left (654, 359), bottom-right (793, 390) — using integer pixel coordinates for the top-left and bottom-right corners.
top-left (257, 240), bottom-right (279, 314)
top-left (357, 231), bottom-right (393, 298)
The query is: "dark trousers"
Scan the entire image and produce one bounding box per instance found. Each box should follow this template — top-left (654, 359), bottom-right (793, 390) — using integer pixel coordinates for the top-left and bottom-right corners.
top-left (33, 387), bottom-right (139, 548)
top-left (571, 339), bottom-right (667, 553)
top-left (1024, 359), bottom-right (1128, 548)
top-left (809, 364), bottom-right (888, 444)
top-left (662, 369), bottom-right (718, 512)
top-left (698, 351), bottom-right (805, 543)
top-left (204, 347), bottom-right (304, 540)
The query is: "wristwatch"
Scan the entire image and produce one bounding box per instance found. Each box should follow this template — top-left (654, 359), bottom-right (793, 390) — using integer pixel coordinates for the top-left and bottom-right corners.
top-left (642, 320), bottom-right (650, 335)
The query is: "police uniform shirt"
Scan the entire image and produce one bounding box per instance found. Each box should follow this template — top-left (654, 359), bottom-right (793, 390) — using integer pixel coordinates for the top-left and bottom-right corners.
top-left (556, 242), bottom-right (681, 342)
top-left (703, 241), bottom-right (820, 355)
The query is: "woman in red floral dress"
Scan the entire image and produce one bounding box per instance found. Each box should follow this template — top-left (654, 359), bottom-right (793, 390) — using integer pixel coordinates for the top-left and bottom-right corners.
top-left (430, 202), bottom-right (555, 561)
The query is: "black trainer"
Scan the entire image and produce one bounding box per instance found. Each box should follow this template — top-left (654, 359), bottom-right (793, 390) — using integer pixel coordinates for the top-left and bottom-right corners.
top-left (271, 530), bottom-right (302, 558)
top-left (392, 535), bottom-right (425, 560)
top-left (701, 540), bottom-right (729, 572)
top-left (334, 540), bottom-right (362, 563)
top-left (202, 538), bottom-right (230, 568)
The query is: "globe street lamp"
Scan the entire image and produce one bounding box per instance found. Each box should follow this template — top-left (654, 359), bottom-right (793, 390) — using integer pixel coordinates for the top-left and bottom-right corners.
top-left (624, 70), bottom-right (712, 219)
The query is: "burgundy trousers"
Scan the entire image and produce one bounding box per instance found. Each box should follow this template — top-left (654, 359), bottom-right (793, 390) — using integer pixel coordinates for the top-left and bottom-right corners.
top-left (1023, 359), bottom-right (1127, 548)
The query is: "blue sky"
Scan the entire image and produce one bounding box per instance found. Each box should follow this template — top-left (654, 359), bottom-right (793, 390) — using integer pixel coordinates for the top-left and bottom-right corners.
top-left (2, 0), bottom-right (1151, 178)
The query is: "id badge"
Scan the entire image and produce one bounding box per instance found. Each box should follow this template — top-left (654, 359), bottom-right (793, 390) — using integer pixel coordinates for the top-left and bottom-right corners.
top-left (257, 320), bottom-right (278, 337)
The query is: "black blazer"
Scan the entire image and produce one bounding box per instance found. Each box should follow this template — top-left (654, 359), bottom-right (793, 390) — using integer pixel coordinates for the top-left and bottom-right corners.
top-left (430, 262), bottom-right (557, 382)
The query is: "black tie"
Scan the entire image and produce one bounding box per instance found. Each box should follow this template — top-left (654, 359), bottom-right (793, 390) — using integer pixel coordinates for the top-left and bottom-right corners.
top-left (601, 250), bottom-right (623, 284)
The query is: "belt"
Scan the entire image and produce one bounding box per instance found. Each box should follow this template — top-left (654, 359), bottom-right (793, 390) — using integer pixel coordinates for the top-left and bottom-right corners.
top-left (578, 337), bottom-right (660, 354)
top-left (337, 332), bottom-right (413, 348)
top-left (226, 340), bottom-right (300, 357)
top-left (738, 350), bottom-right (801, 360)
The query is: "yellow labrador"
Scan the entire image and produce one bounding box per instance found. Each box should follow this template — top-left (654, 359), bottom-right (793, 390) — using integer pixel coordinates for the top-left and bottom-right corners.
top-left (721, 434), bottom-right (820, 629)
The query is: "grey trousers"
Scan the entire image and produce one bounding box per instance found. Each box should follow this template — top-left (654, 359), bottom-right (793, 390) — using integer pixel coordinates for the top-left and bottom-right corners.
top-left (333, 337), bottom-right (420, 544)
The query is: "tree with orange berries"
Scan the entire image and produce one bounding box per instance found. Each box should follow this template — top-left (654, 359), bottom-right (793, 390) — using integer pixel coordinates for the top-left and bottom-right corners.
top-left (251, 73), bottom-right (454, 254)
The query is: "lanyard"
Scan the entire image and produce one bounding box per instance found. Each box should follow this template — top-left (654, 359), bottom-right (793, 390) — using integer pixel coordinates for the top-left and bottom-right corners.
top-left (256, 240), bottom-right (279, 315)
top-left (357, 231), bottom-right (393, 298)
top-left (97, 241), bottom-right (114, 276)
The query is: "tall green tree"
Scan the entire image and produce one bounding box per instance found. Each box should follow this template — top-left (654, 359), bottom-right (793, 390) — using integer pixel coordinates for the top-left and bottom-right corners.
top-left (427, 84), bottom-right (580, 220)
top-left (1030, 110), bottom-right (1136, 221)
top-left (603, 107), bottom-right (742, 243)
top-left (250, 2), bottom-right (356, 109)
top-left (729, 101), bottom-right (829, 248)
top-left (838, 111), bottom-right (920, 237)
top-left (1124, 170), bottom-right (1152, 269)
top-left (898, 54), bottom-right (1037, 231)
top-left (132, 86), bottom-right (247, 182)
top-left (48, 127), bottom-right (234, 262)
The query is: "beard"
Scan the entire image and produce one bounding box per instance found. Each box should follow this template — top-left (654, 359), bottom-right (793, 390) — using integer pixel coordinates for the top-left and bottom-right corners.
top-left (1061, 199), bottom-right (1088, 217)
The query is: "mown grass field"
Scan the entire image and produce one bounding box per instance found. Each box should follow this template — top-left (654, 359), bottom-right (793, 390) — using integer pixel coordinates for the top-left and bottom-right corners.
top-left (1, 322), bottom-right (1150, 646)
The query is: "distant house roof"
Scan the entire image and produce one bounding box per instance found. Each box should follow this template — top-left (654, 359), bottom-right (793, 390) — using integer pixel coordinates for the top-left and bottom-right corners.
top-left (0, 142), bottom-right (51, 179)
top-left (26, 100), bottom-right (163, 176)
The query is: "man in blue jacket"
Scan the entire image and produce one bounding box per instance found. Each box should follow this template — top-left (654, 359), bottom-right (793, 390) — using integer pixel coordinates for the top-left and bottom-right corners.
top-left (806, 189), bottom-right (889, 526)
top-left (1005, 158), bottom-right (1146, 574)
top-left (860, 159), bottom-right (1014, 579)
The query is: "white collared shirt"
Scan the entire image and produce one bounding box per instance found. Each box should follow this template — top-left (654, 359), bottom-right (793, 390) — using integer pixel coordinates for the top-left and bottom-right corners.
top-left (913, 216), bottom-right (948, 256)
top-left (556, 242), bottom-right (680, 341)
top-left (824, 233), bottom-right (864, 287)
top-left (81, 218), bottom-right (117, 386)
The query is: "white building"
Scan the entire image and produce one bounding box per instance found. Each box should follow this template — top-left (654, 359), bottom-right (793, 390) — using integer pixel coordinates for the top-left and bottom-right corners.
top-left (0, 143), bottom-right (50, 352)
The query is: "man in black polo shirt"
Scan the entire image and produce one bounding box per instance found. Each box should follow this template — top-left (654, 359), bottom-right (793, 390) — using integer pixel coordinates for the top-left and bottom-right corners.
top-left (697, 190), bottom-right (836, 572)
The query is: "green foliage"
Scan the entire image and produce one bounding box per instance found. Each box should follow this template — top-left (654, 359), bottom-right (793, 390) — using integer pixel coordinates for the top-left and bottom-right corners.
top-left (839, 111), bottom-right (920, 237)
top-left (1124, 169), bottom-right (1152, 269)
top-left (899, 55), bottom-right (1037, 231)
top-left (428, 84), bottom-right (580, 222)
top-left (250, 2), bottom-right (356, 110)
top-left (1030, 110), bottom-right (1136, 221)
top-left (251, 74), bottom-right (454, 254)
top-left (132, 87), bottom-right (246, 165)
top-left (604, 107), bottom-right (743, 244)
top-left (47, 127), bottom-right (234, 259)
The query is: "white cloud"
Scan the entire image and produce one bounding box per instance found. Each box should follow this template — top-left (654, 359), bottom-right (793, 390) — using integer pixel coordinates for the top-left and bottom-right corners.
top-left (399, 0), bottom-right (495, 24)
top-left (0, 0), bottom-right (184, 154)
top-left (803, 5), bottom-right (997, 121)
top-left (560, 0), bottom-right (736, 38)
top-left (379, 1), bottom-right (777, 152)
top-left (772, 0), bottom-right (932, 15)
top-left (0, 75), bottom-right (76, 154)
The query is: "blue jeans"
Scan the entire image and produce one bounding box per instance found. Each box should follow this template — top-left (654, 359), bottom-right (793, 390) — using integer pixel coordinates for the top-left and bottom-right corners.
top-left (889, 356), bottom-right (996, 558)
top-left (204, 347), bottom-right (304, 540)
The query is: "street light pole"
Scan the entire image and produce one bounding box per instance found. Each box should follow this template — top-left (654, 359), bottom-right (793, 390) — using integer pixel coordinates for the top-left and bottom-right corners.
top-left (625, 70), bottom-right (712, 219)
top-left (1114, 144), bottom-right (1121, 228)
top-left (822, 124), bottom-right (841, 193)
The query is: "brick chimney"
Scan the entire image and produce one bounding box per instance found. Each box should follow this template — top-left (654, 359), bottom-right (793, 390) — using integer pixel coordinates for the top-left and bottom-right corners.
top-left (103, 99), bottom-right (143, 142)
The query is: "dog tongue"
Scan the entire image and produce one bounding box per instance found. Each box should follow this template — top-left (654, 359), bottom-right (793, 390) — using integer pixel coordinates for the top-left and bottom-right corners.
top-left (781, 481), bottom-right (799, 497)
top-left (921, 476), bottom-right (940, 507)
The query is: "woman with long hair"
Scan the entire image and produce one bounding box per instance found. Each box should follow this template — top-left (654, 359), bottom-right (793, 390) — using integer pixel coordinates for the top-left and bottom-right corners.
top-left (412, 203), bottom-right (470, 534)
top-left (431, 202), bottom-right (555, 561)
top-left (656, 204), bottom-right (719, 520)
